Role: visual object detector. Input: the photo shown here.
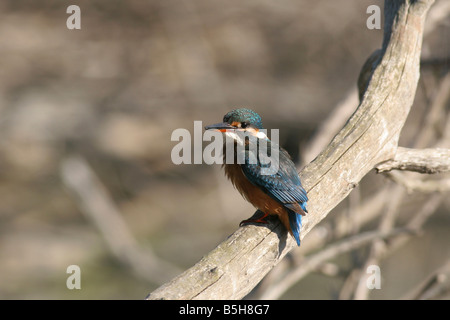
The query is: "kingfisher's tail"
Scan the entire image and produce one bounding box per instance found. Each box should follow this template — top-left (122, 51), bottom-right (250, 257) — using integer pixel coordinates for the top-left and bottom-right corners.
top-left (288, 209), bottom-right (302, 246)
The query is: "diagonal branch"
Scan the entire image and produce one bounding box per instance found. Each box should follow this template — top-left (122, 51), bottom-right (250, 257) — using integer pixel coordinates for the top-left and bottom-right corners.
top-left (401, 260), bottom-right (450, 300)
top-left (147, 0), bottom-right (435, 300)
top-left (61, 155), bottom-right (182, 284)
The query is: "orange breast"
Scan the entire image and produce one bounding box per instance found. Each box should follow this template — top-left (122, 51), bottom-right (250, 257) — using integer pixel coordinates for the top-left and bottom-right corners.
top-left (224, 163), bottom-right (292, 234)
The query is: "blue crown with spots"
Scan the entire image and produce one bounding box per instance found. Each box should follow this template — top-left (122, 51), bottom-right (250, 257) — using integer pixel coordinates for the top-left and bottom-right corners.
top-left (223, 108), bottom-right (263, 129)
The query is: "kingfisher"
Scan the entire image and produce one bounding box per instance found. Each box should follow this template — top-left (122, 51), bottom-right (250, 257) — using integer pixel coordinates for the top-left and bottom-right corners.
top-left (205, 108), bottom-right (308, 246)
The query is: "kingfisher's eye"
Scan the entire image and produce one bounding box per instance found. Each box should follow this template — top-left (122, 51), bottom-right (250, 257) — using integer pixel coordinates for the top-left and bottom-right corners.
top-left (241, 122), bottom-right (248, 128)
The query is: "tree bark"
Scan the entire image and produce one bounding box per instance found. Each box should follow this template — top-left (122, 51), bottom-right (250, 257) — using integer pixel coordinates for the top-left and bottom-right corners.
top-left (376, 147), bottom-right (450, 174)
top-left (147, 0), bottom-right (435, 300)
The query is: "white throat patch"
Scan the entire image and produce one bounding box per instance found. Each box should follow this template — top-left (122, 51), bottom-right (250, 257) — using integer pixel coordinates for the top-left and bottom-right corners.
top-left (224, 131), bottom-right (244, 145)
top-left (224, 129), bottom-right (267, 146)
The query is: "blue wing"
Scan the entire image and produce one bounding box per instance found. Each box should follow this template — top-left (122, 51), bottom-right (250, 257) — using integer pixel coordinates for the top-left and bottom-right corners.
top-left (241, 144), bottom-right (308, 207)
top-left (240, 141), bottom-right (308, 245)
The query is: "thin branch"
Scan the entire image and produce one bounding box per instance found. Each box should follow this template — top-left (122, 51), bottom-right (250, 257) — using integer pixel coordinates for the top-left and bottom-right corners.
top-left (353, 185), bottom-right (405, 299)
top-left (300, 186), bottom-right (391, 255)
top-left (300, 88), bottom-right (359, 166)
top-left (376, 147), bottom-right (450, 174)
top-left (60, 155), bottom-right (182, 284)
top-left (385, 193), bottom-right (444, 252)
top-left (385, 171), bottom-right (450, 192)
top-left (352, 190), bottom-right (443, 299)
top-left (260, 228), bottom-right (415, 300)
top-left (415, 72), bottom-right (450, 148)
top-left (401, 260), bottom-right (450, 300)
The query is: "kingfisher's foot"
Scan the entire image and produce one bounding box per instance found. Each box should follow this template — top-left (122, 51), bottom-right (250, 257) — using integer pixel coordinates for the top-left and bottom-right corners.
top-left (239, 211), bottom-right (270, 227)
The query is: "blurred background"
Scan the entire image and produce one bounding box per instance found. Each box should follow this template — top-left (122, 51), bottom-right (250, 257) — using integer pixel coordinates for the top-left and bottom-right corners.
top-left (0, 0), bottom-right (448, 299)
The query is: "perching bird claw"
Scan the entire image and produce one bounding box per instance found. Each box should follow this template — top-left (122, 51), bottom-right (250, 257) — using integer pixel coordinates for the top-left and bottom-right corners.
top-left (239, 211), bottom-right (270, 227)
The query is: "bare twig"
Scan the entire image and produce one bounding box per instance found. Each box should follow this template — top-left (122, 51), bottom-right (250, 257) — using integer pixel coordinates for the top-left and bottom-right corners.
top-left (414, 72), bottom-right (450, 148)
top-left (300, 187), bottom-right (392, 255)
top-left (351, 189), bottom-right (444, 299)
top-left (401, 260), bottom-right (450, 300)
top-left (60, 155), bottom-right (182, 284)
top-left (353, 185), bottom-right (405, 300)
top-left (386, 193), bottom-right (444, 253)
top-left (260, 228), bottom-right (414, 300)
top-left (376, 147), bottom-right (450, 174)
top-left (300, 88), bottom-right (359, 165)
top-left (385, 171), bottom-right (450, 192)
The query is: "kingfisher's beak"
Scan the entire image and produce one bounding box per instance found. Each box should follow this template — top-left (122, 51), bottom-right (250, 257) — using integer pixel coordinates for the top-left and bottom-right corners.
top-left (204, 122), bottom-right (235, 132)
